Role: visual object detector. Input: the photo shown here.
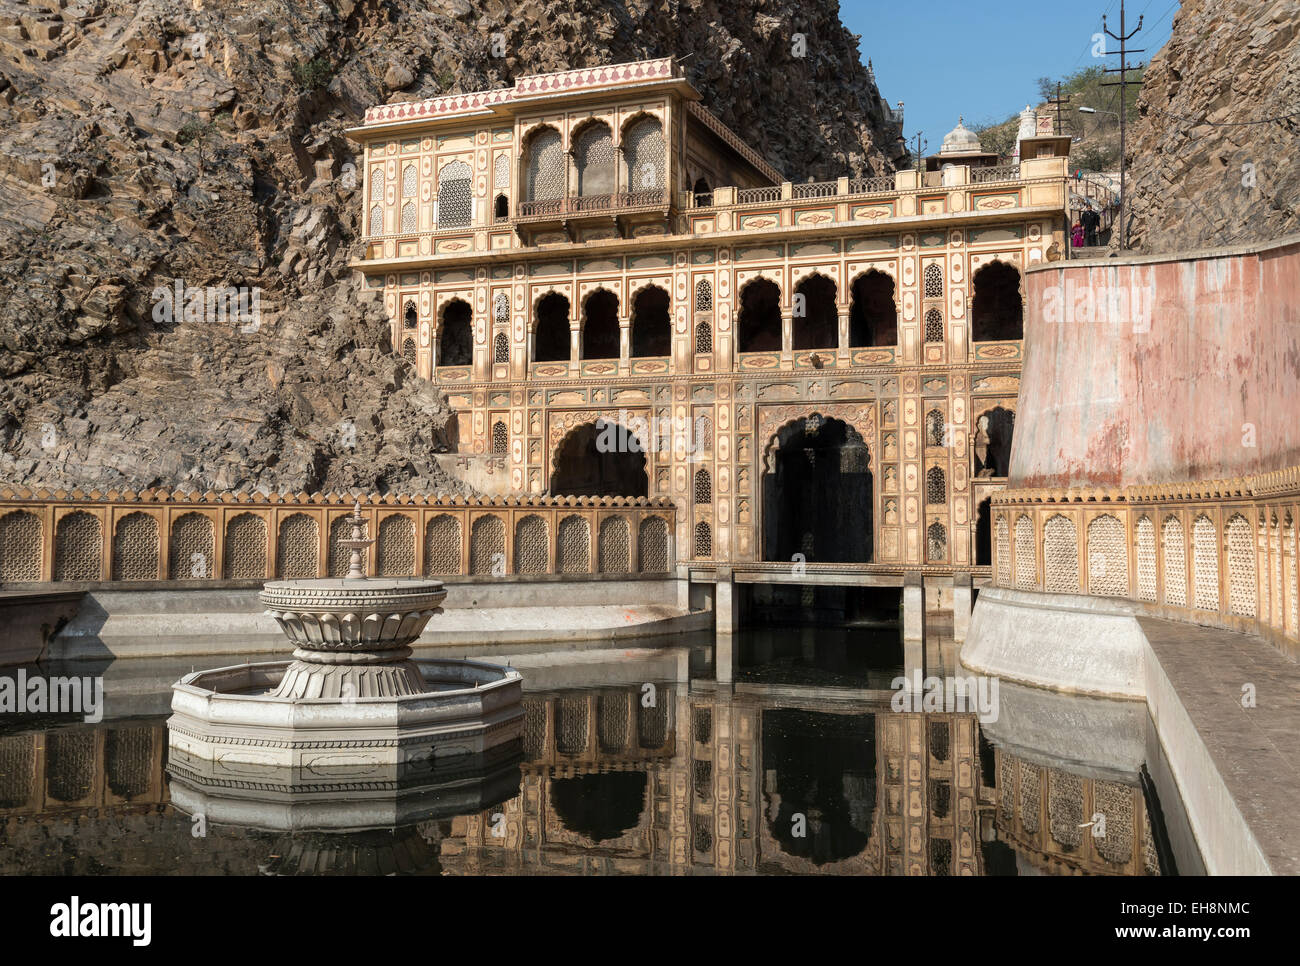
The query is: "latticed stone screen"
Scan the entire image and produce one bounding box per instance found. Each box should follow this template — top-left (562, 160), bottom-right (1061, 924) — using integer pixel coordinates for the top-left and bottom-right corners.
top-left (1192, 514), bottom-right (1219, 610)
top-left (557, 515), bottom-right (590, 573)
top-left (470, 515), bottom-right (505, 575)
top-left (1087, 514), bottom-right (1128, 597)
top-left (54, 511), bottom-right (101, 581)
top-left (277, 513), bottom-right (319, 579)
top-left (424, 514), bottom-right (462, 575)
top-left (925, 466), bottom-right (945, 505)
top-left (575, 123), bottom-right (615, 196)
top-left (370, 167), bottom-right (384, 201)
top-left (556, 695), bottom-right (588, 755)
top-left (436, 160), bottom-right (472, 227)
top-left (998, 754), bottom-right (1015, 820)
top-left (639, 516), bottom-right (670, 571)
top-left (1162, 515), bottom-right (1187, 606)
top-left (695, 279), bottom-right (712, 312)
top-left (377, 514), bottom-right (416, 577)
top-left (514, 515), bottom-right (549, 574)
top-left (624, 117), bottom-right (665, 193)
top-left (328, 515), bottom-right (356, 577)
top-left (1018, 760), bottom-right (1040, 833)
top-left (1136, 516), bottom-right (1156, 602)
top-left (1043, 514), bottom-right (1078, 594)
top-left (995, 516), bottom-right (1010, 585)
top-left (112, 512), bottom-right (158, 581)
top-left (0, 735), bottom-right (34, 808)
top-left (1014, 515), bottom-right (1035, 589)
top-left (402, 164), bottom-right (416, 198)
top-left (400, 201), bottom-right (416, 233)
top-left (926, 409), bottom-right (945, 447)
top-left (46, 730), bottom-right (95, 803)
top-left (105, 726), bottom-right (153, 799)
top-left (522, 697), bottom-right (546, 759)
top-left (1287, 519), bottom-right (1298, 633)
top-left (493, 152), bottom-right (509, 189)
top-left (493, 331), bottom-right (509, 363)
top-left (1270, 519), bottom-right (1281, 625)
top-left (598, 692), bottom-right (631, 753)
top-left (695, 320), bottom-right (712, 354)
top-left (0, 510), bottom-right (42, 581)
top-left (369, 205), bottom-right (383, 236)
top-left (694, 469), bottom-right (712, 505)
top-left (638, 699), bottom-right (668, 748)
top-left (223, 513), bottom-right (267, 580)
top-left (492, 421), bottom-right (508, 455)
top-left (1093, 781), bottom-right (1134, 865)
top-left (402, 338), bottom-right (416, 364)
top-left (1048, 771), bottom-right (1084, 849)
top-left (926, 522), bottom-right (946, 562)
top-left (598, 516), bottom-right (630, 574)
top-left (924, 263), bottom-right (944, 298)
top-left (493, 292), bottom-right (509, 324)
top-left (693, 521), bottom-right (712, 559)
top-left (525, 128), bottom-right (564, 201)
top-left (1226, 513), bottom-right (1256, 617)
top-left (924, 308), bottom-right (943, 343)
top-left (403, 300), bottom-right (417, 328)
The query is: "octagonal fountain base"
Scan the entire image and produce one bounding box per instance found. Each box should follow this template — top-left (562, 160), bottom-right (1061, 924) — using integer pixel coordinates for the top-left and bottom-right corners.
top-left (169, 658), bottom-right (524, 769)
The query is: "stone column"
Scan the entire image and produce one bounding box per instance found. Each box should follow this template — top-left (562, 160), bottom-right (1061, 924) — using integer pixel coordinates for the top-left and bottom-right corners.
top-left (837, 309), bottom-right (851, 366)
top-left (715, 568), bottom-right (736, 685)
top-left (903, 571), bottom-right (926, 678)
top-left (952, 571), bottom-right (973, 643)
top-left (618, 316), bottom-right (631, 375)
top-left (780, 308), bottom-right (793, 366)
top-left (568, 321), bottom-right (581, 377)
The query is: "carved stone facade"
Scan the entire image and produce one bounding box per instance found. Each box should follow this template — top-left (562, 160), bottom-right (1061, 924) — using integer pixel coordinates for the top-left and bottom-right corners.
top-left (348, 59), bottom-right (1071, 574)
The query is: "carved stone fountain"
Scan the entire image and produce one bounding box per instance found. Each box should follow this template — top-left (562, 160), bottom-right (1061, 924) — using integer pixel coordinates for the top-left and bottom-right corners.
top-left (168, 501), bottom-right (523, 772)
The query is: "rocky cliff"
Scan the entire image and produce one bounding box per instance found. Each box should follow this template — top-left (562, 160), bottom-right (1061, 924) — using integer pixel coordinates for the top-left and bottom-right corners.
top-left (1127, 0), bottom-right (1300, 252)
top-left (0, 0), bottom-right (898, 494)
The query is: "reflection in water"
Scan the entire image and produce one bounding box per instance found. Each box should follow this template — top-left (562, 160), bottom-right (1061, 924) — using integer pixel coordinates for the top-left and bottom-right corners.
top-left (0, 680), bottom-right (1171, 876)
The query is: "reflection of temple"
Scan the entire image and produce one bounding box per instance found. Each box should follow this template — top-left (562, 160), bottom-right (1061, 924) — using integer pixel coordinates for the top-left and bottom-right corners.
top-left (442, 687), bottom-right (1002, 875)
top-left (0, 700), bottom-right (1162, 876)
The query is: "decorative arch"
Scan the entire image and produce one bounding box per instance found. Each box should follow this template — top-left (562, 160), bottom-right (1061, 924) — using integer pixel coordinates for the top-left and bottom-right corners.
top-left (436, 159), bottom-right (472, 228)
top-left (792, 272), bottom-right (838, 350)
top-left (54, 510), bottom-right (102, 581)
top-left (573, 119), bottom-right (616, 197)
top-left (1043, 514), bottom-right (1078, 594)
top-left (0, 509), bottom-right (43, 581)
top-left (522, 125), bottom-right (565, 203)
top-left (737, 276), bottom-right (782, 353)
top-left (549, 413), bottom-right (650, 498)
top-left (848, 268), bottom-right (897, 347)
top-left (532, 291), bottom-right (570, 362)
top-left (580, 287), bottom-right (620, 360)
top-left (621, 113), bottom-right (665, 196)
top-left (438, 298), bottom-right (473, 367)
top-left (971, 260), bottom-right (1024, 341)
top-left (630, 284), bottom-right (671, 357)
top-left (223, 512), bottom-right (267, 580)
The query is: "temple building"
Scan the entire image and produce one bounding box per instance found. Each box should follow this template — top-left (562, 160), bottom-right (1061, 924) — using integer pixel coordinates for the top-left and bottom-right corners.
top-left (346, 57), bottom-right (1071, 585)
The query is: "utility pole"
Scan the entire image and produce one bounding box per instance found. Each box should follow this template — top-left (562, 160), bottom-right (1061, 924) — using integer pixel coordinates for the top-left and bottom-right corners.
top-left (1100, 0), bottom-right (1145, 249)
top-left (911, 132), bottom-right (927, 174)
top-left (1046, 82), bottom-right (1071, 136)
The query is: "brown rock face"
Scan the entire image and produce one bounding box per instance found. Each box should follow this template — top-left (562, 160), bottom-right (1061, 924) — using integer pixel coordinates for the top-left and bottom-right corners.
top-left (1126, 0), bottom-right (1300, 253)
top-left (0, 0), bottom-right (897, 494)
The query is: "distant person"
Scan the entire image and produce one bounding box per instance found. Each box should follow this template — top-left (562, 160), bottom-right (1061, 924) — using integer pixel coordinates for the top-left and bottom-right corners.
top-left (1081, 207), bottom-right (1101, 247)
top-left (1071, 221), bottom-right (1084, 248)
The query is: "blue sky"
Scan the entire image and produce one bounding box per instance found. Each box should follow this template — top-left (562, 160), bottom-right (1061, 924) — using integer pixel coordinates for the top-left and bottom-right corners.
top-left (839, 0), bottom-right (1180, 150)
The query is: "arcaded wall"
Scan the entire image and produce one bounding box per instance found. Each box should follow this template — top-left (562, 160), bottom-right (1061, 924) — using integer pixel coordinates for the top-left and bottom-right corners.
top-left (1011, 235), bottom-right (1300, 488)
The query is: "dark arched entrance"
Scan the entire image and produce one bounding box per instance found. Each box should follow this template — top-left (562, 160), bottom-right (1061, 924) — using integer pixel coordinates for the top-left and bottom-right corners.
top-left (971, 262), bottom-right (1024, 341)
top-left (438, 300), bottom-right (472, 367)
top-left (762, 415), bottom-right (872, 562)
top-left (551, 420), bottom-right (648, 497)
top-left (975, 496), bottom-right (992, 566)
top-left (762, 709), bottom-right (875, 866)
top-left (551, 772), bottom-right (647, 843)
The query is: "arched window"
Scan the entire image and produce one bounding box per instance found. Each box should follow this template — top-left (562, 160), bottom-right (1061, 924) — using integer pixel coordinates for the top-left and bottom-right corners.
top-left (927, 522), bottom-right (947, 562)
top-left (923, 263), bottom-right (944, 299)
top-left (368, 205), bottom-right (383, 236)
top-left (436, 160), bottom-right (472, 228)
top-left (369, 167), bottom-right (384, 202)
top-left (533, 293), bottom-right (570, 362)
top-left (624, 116), bottom-right (665, 197)
top-left (972, 261), bottom-right (1024, 341)
top-left (692, 176), bottom-right (712, 206)
top-left (924, 308), bottom-right (944, 343)
top-left (402, 337), bottom-right (416, 364)
top-left (400, 201), bottom-right (416, 232)
top-left (695, 278), bottom-right (712, 312)
top-left (581, 289), bottom-right (620, 360)
top-left (574, 122), bottom-right (615, 196)
top-left (693, 522), bottom-right (712, 558)
top-left (493, 292), bottom-right (509, 325)
top-left (974, 407), bottom-right (1015, 478)
top-left (848, 271), bottom-right (896, 347)
top-left (631, 286), bottom-right (671, 358)
top-left (492, 420), bottom-right (508, 455)
top-left (493, 153), bottom-right (509, 189)
top-left (737, 278), bottom-right (781, 352)
top-left (1044, 515), bottom-right (1079, 594)
top-left (493, 331), bottom-right (509, 364)
top-left (695, 320), bottom-right (712, 354)
top-left (694, 469), bottom-right (712, 504)
top-left (403, 300), bottom-right (417, 329)
top-left (792, 274), bottom-right (837, 350)
top-left (494, 194), bottom-right (509, 221)
top-left (524, 127), bottom-right (564, 202)
top-left (925, 466), bottom-right (946, 504)
top-left (438, 300), bottom-right (472, 367)
top-left (926, 409), bottom-right (946, 447)
top-left (402, 164), bottom-right (416, 198)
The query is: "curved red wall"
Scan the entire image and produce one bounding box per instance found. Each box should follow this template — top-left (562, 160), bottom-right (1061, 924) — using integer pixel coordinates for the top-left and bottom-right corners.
top-left (1012, 236), bottom-right (1300, 488)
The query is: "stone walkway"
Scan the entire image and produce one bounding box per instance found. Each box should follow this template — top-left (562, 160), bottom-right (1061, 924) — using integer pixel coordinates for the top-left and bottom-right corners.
top-left (1140, 618), bottom-right (1300, 875)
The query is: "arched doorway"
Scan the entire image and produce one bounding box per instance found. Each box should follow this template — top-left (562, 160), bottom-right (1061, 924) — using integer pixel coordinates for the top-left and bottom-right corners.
top-left (533, 292), bottom-right (570, 362)
top-left (971, 262), bottom-right (1024, 341)
top-left (630, 286), bottom-right (671, 357)
top-left (975, 497), bottom-right (992, 566)
top-left (437, 300), bottom-right (472, 366)
top-left (581, 289), bottom-right (619, 360)
top-left (974, 406), bottom-right (1015, 477)
top-left (737, 278), bottom-right (781, 352)
top-left (762, 415), bottom-right (872, 562)
top-left (792, 274), bottom-right (837, 350)
top-left (551, 420), bottom-right (648, 497)
top-left (849, 271), bottom-right (897, 346)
